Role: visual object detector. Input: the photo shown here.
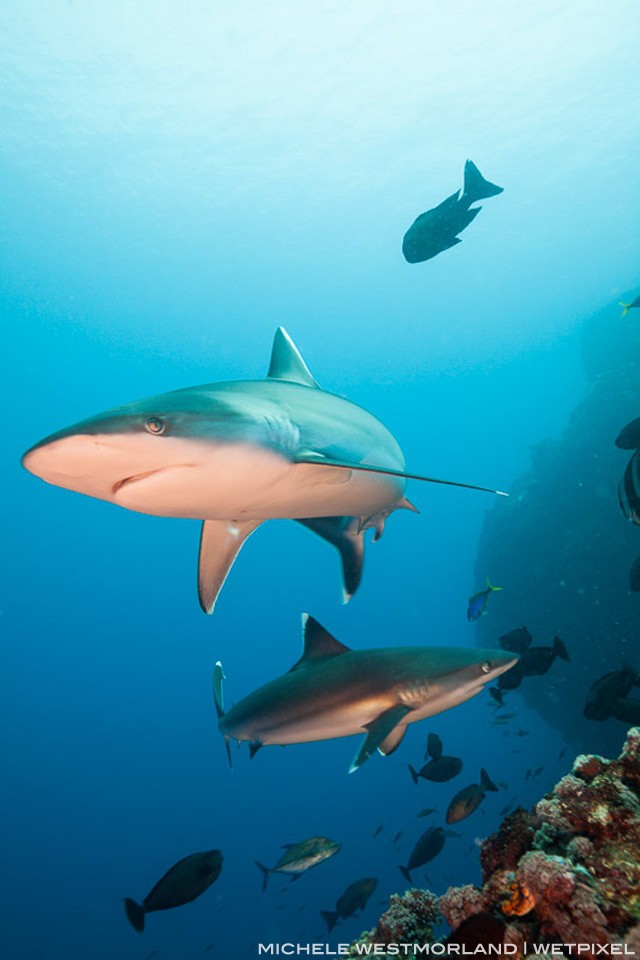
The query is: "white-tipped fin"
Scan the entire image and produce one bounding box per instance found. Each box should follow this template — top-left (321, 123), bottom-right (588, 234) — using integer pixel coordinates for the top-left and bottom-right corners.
top-left (198, 519), bottom-right (263, 614)
top-left (349, 705), bottom-right (412, 773)
top-left (267, 327), bottom-right (321, 389)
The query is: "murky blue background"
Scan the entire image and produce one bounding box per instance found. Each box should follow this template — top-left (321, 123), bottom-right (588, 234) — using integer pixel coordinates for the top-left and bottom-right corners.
top-left (2, 2), bottom-right (639, 958)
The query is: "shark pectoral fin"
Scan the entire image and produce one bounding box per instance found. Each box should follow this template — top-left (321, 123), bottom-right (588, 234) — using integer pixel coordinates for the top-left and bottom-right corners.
top-left (378, 723), bottom-right (408, 757)
top-left (293, 456), bottom-right (507, 497)
top-left (296, 516), bottom-right (364, 602)
top-left (198, 519), bottom-right (264, 614)
top-left (212, 661), bottom-right (232, 769)
top-left (349, 705), bottom-right (412, 773)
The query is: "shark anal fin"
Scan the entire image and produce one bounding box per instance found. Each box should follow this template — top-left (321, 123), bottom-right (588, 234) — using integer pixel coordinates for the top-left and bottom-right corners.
top-left (378, 723), bottom-right (408, 757)
top-left (297, 516), bottom-right (364, 602)
top-left (349, 705), bottom-right (412, 773)
top-left (198, 518), bottom-right (263, 614)
top-left (249, 741), bottom-right (262, 759)
top-left (289, 614), bottom-right (350, 672)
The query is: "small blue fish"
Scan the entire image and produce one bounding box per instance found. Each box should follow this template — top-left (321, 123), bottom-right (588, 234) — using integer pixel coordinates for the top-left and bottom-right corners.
top-left (620, 295), bottom-right (640, 318)
top-left (467, 580), bottom-right (502, 621)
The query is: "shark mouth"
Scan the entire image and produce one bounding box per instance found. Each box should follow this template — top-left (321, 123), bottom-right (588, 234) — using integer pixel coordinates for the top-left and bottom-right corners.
top-left (112, 469), bottom-right (165, 496)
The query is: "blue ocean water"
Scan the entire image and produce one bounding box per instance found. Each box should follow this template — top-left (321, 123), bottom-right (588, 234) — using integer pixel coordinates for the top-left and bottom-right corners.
top-left (2, 3), bottom-right (639, 958)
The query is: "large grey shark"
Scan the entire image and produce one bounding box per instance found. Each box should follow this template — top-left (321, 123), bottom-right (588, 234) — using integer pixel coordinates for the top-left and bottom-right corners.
top-left (22, 328), bottom-right (505, 612)
top-left (213, 615), bottom-right (518, 772)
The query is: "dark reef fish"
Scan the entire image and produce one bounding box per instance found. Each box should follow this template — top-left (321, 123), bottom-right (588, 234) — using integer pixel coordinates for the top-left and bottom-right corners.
top-left (409, 731), bottom-right (463, 783)
top-left (425, 732), bottom-right (443, 761)
top-left (399, 827), bottom-right (445, 883)
top-left (372, 824), bottom-right (383, 839)
top-left (255, 837), bottom-right (340, 891)
top-left (417, 807), bottom-right (438, 818)
top-left (618, 450), bottom-right (640, 525)
top-left (498, 626), bottom-right (532, 653)
top-left (446, 768), bottom-right (498, 824)
top-left (497, 660), bottom-right (524, 691)
top-left (320, 877), bottom-right (378, 932)
top-left (124, 850), bottom-right (223, 933)
top-left (616, 416), bottom-right (640, 450)
top-left (619, 295), bottom-right (640, 318)
top-left (402, 160), bottom-right (503, 264)
top-left (584, 662), bottom-right (640, 720)
top-left (467, 579), bottom-right (502, 621)
top-left (488, 687), bottom-right (504, 705)
top-left (409, 755), bottom-right (463, 784)
top-left (520, 636), bottom-right (569, 676)
top-left (214, 615), bottom-right (518, 772)
top-left (609, 698), bottom-right (640, 724)
top-left (22, 327), bottom-right (506, 615)
top-left (629, 556), bottom-right (640, 592)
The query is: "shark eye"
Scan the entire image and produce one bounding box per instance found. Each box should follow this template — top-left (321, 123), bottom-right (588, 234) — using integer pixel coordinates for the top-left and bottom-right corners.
top-left (481, 661), bottom-right (492, 674)
top-left (145, 416), bottom-right (166, 436)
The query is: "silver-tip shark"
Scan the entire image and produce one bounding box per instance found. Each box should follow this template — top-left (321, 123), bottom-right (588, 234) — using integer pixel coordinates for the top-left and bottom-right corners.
top-left (22, 328), bottom-right (506, 612)
top-left (213, 614), bottom-right (518, 772)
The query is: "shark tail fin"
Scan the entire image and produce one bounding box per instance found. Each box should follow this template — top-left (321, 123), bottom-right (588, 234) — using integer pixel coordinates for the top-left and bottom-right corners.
top-left (296, 516), bottom-right (364, 602)
top-left (124, 898), bottom-right (145, 933)
top-left (480, 768), bottom-right (499, 793)
top-left (399, 865), bottom-right (412, 885)
top-left (213, 661), bottom-right (232, 769)
top-left (487, 579), bottom-right (503, 592)
top-left (553, 636), bottom-right (570, 661)
top-left (620, 302), bottom-right (631, 318)
top-left (198, 519), bottom-right (264, 614)
top-left (463, 160), bottom-right (504, 203)
top-left (255, 861), bottom-right (271, 893)
top-left (408, 764), bottom-right (420, 785)
top-left (321, 910), bottom-right (339, 932)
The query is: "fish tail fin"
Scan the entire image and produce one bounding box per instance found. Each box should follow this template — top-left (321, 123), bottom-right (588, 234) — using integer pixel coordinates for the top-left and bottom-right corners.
top-left (487, 579), bottom-right (503, 592)
top-left (213, 662), bottom-right (232, 768)
top-left (480, 768), bottom-right (499, 792)
top-left (553, 636), bottom-right (570, 661)
top-left (620, 302), bottom-right (631, 317)
top-left (463, 160), bottom-right (503, 203)
top-left (399, 865), bottom-right (412, 885)
top-left (408, 764), bottom-right (419, 785)
top-left (124, 898), bottom-right (145, 933)
top-left (255, 861), bottom-right (271, 892)
top-left (321, 910), bottom-right (339, 932)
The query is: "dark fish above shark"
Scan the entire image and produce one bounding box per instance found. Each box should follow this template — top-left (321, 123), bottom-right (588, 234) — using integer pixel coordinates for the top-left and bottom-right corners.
top-left (399, 826), bottom-right (445, 883)
top-left (22, 328), bottom-right (506, 613)
top-left (402, 160), bottom-right (503, 264)
top-left (124, 850), bottom-right (223, 933)
top-left (213, 615), bottom-right (518, 772)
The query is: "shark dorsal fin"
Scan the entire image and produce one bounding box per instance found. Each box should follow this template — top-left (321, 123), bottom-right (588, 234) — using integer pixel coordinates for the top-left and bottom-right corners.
top-left (267, 327), bottom-right (321, 389)
top-left (289, 614), bottom-right (350, 671)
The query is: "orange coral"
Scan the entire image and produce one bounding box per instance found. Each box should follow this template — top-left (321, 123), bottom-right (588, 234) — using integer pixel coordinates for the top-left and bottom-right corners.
top-left (499, 874), bottom-right (537, 917)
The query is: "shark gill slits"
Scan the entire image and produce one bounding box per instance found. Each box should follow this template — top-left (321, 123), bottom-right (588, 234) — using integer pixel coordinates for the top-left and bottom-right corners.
top-left (145, 416), bottom-right (166, 435)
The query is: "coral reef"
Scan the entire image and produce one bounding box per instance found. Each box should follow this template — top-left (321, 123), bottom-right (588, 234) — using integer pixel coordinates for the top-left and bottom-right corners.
top-left (353, 728), bottom-right (640, 957)
top-left (346, 888), bottom-right (440, 957)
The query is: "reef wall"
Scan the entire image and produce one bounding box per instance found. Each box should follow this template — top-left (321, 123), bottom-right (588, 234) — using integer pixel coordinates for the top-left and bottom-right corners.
top-left (474, 291), bottom-right (640, 756)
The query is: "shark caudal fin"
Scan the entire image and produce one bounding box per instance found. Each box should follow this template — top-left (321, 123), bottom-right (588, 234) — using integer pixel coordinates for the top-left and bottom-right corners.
top-left (213, 661), bottom-right (232, 768)
top-left (321, 910), bottom-right (340, 932)
top-left (462, 160), bottom-right (503, 203)
top-left (255, 861), bottom-right (271, 893)
top-left (297, 516), bottom-right (365, 602)
top-left (198, 519), bottom-right (263, 614)
top-left (124, 898), bottom-right (145, 933)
